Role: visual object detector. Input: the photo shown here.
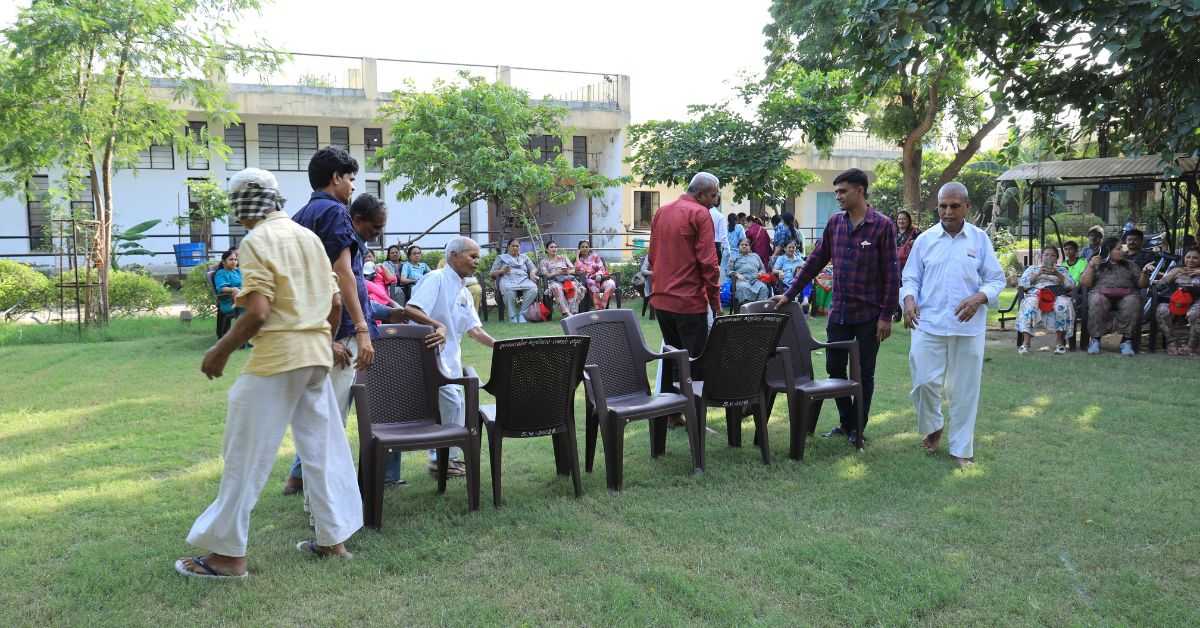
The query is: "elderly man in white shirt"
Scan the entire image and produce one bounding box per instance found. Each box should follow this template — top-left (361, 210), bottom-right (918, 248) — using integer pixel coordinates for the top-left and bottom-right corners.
top-left (404, 236), bottom-right (497, 477)
top-left (901, 182), bottom-right (1006, 468)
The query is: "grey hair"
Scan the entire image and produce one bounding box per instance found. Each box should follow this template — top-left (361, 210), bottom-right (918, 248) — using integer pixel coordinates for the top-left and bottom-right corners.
top-left (444, 236), bottom-right (479, 258)
top-left (937, 182), bottom-right (970, 202)
top-left (228, 167), bottom-right (279, 193)
top-left (687, 172), bottom-right (720, 195)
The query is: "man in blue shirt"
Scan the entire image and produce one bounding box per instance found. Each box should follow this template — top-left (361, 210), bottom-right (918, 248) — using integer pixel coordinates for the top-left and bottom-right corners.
top-left (285, 147), bottom-right (408, 492)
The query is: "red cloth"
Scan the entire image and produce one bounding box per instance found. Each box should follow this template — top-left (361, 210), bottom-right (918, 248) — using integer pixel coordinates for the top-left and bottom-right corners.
top-left (746, 222), bottom-right (772, 268)
top-left (648, 194), bottom-right (720, 315)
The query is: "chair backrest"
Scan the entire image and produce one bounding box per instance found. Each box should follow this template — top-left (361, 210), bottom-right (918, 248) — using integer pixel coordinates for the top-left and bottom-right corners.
top-left (740, 300), bottom-right (815, 381)
top-left (560, 309), bottom-right (651, 398)
top-left (357, 324), bottom-right (444, 425)
top-left (206, 267), bottom-right (219, 299)
top-left (484, 335), bottom-right (589, 435)
top-left (695, 313), bottom-right (787, 404)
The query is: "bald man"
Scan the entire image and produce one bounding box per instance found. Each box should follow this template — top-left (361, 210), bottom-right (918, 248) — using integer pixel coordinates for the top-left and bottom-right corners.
top-left (649, 172), bottom-right (722, 395)
top-left (901, 182), bottom-right (1006, 468)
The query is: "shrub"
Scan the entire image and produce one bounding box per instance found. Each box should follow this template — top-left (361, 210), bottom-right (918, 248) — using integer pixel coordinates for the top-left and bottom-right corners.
top-left (1051, 212), bottom-right (1104, 238)
top-left (421, 250), bottom-right (444, 270)
top-left (0, 260), bottom-right (53, 317)
top-left (181, 264), bottom-right (217, 318)
top-left (108, 270), bottom-right (170, 315)
top-left (608, 261), bottom-right (641, 298)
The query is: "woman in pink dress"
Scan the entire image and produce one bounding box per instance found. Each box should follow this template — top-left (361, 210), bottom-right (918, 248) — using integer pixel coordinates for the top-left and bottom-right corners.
top-left (574, 240), bottom-right (617, 310)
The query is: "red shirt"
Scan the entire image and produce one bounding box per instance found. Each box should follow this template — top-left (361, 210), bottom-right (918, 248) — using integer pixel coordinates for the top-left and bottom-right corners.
top-left (746, 222), bottom-right (772, 268)
top-left (648, 194), bottom-right (720, 314)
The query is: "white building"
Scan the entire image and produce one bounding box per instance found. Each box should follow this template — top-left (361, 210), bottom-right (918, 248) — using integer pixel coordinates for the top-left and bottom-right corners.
top-left (1, 54), bottom-right (632, 270)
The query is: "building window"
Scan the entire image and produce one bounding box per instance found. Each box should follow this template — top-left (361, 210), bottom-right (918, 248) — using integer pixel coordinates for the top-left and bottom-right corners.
top-left (528, 134), bottom-right (561, 163)
top-left (364, 128), bottom-right (383, 171)
top-left (226, 222), bottom-right (246, 249)
top-left (459, 204), bottom-right (472, 236)
top-left (26, 175), bottom-right (50, 251)
top-left (572, 135), bottom-right (588, 168)
top-left (187, 178), bottom-right (212, 248)
top-left (360, 181), bottom-right (384, 248)
top-left (137, 142), bottom-right (174, 170)
top-left (634, 191), bottom-right (658, 229)
top-left (816, 192), bottom-right (837, 226)
top-left (330, 126), bottom-right (349, 150)
top-left (258, 124), bottom-right (318, 171)
top-left (224, 123), bottom-right (247, 171)
top-left (71, 176), bottom-right (95, 217)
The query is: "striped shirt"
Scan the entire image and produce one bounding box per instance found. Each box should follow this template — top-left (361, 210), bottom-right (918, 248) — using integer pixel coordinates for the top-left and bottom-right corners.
top-left (784, 207), bottom-right (899, 324)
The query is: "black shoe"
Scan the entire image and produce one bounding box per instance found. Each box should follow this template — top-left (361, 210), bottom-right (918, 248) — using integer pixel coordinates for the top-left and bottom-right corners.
top-left (846, 430), bottom-right (867, 447)
top-left (821, 426), bottom-right (846, 438)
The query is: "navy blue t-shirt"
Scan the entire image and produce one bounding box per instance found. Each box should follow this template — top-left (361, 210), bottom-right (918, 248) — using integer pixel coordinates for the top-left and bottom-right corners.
top-left (292, 191), bottom-right (376, 341)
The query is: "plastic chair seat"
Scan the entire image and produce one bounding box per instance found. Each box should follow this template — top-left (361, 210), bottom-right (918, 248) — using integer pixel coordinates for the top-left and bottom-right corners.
top-left (606, 391), bottom-right (691, 421)
top-left (767, 376), bottom-right (858, 398)
top-left (370, 420), bottom-right (470, 448)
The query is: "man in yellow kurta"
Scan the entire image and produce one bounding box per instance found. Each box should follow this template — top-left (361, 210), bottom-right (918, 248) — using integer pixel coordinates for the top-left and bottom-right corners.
top-left (175, 168), bottom-right (363, 579)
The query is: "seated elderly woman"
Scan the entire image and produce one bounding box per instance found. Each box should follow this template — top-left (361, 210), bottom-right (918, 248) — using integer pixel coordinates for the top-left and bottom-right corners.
top-left (539, 240), bottom-right (583, 318)
top-left (1080, 237), bottom-right (1150, 356)
top-left (1154, 247), bottom-right (1200, 355)
top-left (574, 240), bottom-right (616, 310)
top-left (398, 245), bottom-right (431, 302)
top-left (772, 240), bottom-right (804, 294)
top-left (1016, 245), bottom-right (1075, 355)
top-left (490, 238), bottom-right (540, 323)
top-left (728, 238), bottom-right (771, 304)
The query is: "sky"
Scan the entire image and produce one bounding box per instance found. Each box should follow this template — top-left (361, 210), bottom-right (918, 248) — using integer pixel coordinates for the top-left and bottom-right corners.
top-left (0, 0), bottom-right (776, 123)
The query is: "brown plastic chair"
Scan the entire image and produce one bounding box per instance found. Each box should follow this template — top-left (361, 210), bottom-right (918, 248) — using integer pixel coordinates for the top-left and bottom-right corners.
top-left (560, 309), bottom-right (701, 492)
top-left (351, 324), bottom-right (481, 529)
top-left (740, 300), bottom-right (864, 453)
top-left (687, 313), bottom-right (788, 467)
top-left (479, 335), bottom-right (589, 507)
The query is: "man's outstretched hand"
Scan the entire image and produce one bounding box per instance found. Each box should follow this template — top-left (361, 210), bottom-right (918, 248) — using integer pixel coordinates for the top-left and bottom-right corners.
top-left (769, 294), bottom-right (790, 310)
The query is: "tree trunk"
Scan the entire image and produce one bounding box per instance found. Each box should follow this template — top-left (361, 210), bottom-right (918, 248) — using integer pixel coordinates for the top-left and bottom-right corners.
top-left (901, 140), bottom-right (923, 218)
top-left (921, 107), bottom-right (1008, 213)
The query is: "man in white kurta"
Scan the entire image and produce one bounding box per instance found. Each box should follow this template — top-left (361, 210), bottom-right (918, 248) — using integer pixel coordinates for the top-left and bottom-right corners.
top-left (901, 182), bottom-right (1006, 468)
top-left (404, 237), bottom-right (496, 476)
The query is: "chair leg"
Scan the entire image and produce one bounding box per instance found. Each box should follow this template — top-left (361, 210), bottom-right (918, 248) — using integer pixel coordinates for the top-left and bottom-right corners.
top-left (809, 400), bottom-right (825, 435)
top-left (649, 416), bottom-right (667, 458)
top-left (566, 420), bottom-right (583, 498)
top-left (691, 397), bottom-right (707, 472)
top-left (585, 411), bottom-right (598, 472)
top-left (464, 437), bottom-right (481, 512)
top-left (755, 397), bottom-right (771, 465)
top-left (602, 420), bottom-right (625, 493)
top-left (487, 429), bottom-right (502, 508)
top-left (371, 446), bottom-right (386, 530)
top-left (756, 392), bottom-right (779, 447)
top-left (436, 447), bottom-right (449, 494)
top-left (358, 451), bottom-right (376, 529)
top-left (789, 394), bottom-right (810, 461)
top-left (725, 407), bottom-right (742, 447)
top-left (552, 432), bottom-right (570, 476)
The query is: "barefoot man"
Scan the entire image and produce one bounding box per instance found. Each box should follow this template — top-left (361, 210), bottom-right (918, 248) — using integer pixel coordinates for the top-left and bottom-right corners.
top-left (901, 182), bottom-right (1006, 468)
top-left (175, 168), bottom-right (363, 578)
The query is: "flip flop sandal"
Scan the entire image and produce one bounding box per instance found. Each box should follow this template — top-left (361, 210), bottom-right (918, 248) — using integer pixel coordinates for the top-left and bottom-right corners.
top-left (427, 461), bottom-right (466, 477)
top-left (174, 556), bottom-right (247, 580)
top-left (921, 430), bottom-right (942, 454)
top-left (296, 540), bottom-right (353, 560)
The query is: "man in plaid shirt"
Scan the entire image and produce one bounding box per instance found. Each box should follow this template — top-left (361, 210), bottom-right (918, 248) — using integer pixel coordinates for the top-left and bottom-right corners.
top-left (772, 168), bottom-right (899, 447)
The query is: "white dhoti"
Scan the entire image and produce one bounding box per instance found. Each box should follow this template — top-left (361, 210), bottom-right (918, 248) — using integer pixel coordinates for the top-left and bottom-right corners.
top-left (909, 329), bottom-right (986, 459)
top-left (187, 366), bottom-right (363, 556)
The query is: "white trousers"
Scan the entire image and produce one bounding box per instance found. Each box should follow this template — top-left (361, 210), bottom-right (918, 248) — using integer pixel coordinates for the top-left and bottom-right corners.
top-left (187, 366), bottom-right (363, 556)
top-left (909, 329), bottom-right (986, 459)
top-left (429, 384), bottom-right (465, 461)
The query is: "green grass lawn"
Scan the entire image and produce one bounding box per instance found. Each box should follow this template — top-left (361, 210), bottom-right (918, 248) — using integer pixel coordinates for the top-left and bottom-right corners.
top-left (1, 300), bottom-right (1197, 626)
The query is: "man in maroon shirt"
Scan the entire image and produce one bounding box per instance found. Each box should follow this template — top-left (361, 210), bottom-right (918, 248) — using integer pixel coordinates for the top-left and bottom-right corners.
top-left (770, 168), bottom-right (898, 448)
top-left (649, 172), bottom-right (722, 393)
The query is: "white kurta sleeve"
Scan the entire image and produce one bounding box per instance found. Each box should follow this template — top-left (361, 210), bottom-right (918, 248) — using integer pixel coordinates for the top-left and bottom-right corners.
top-left (977, 234), bottom-right (1006, 307)
top-left (900, 235), bottom-right (925, 304)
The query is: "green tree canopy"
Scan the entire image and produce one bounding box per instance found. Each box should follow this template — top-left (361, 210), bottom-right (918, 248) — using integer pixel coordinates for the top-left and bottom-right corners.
top-left (374, 74), bottom-right (628, 245)
top-left (0, 0), bottom-right (280, 323)
top-left (625, 104), bottom-right (816, 208)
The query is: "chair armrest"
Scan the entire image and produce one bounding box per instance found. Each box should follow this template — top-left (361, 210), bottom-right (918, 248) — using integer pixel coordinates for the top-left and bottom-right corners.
top-left (582, 364), bottom-right (610, 420)
top-left (772, 346), bottom-right (797, 390)
top-left (647, 347), bottom-right (694, 390)
top-left (815, 339), bottom-right (861, 383)
top-left (444, 367), bottom-right (481, 436)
